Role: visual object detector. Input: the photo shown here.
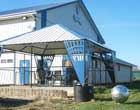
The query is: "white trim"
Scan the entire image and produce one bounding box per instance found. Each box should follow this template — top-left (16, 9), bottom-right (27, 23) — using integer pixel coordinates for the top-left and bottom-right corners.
top-left (0, 12), bottom-right (36, 20)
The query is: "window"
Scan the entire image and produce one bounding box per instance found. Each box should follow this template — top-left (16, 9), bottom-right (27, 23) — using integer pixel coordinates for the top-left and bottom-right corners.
top-left (7, 59), bottom-right (13, 63)
top-left (0, 59), bottom-right (13, 63)
top-left (1, 59), bottom-right (6, 63)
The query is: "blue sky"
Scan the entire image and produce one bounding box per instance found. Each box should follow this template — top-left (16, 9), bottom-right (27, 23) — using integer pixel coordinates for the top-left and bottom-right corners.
top-left (0, 0), bottom-right (139, 66)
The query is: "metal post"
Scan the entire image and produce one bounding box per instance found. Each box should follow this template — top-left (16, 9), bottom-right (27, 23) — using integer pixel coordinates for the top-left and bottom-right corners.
top-left (24, 54), bottom-right (25, 85)
top-left (100, 54), bottom-right (102, 84)
top-left (91, 55), bottom-right (94, 85)
top-left (84, 40), bottom-right (86, 85)
top-left (130, 67), bottom-right (132, 82)
top-left (31, 46), bottom-right (33, 87)
top-left (14, 51), bottom-right (16, 85)
top-left (105, 70), bottom-right (107, 83)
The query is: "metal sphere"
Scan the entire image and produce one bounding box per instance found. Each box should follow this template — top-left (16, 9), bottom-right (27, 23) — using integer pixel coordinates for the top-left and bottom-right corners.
top-left (111, 85), bottom-right (129, 103)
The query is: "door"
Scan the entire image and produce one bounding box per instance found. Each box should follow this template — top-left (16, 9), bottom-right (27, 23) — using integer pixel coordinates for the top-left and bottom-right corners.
top-left (20, 60), bottom-right (30, 85)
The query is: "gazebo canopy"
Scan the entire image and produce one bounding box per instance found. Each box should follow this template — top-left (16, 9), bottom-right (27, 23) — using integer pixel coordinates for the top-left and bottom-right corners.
top-left (0, 24), bottom-right (115, 85)
top-left (0, 24), bottom-right (114, 55)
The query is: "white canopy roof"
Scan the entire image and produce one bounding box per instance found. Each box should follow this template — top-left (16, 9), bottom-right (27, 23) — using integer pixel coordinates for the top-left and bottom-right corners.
top-left (1, 24), bottom-right (83, 45)
top-left (0, 24), bottom-right (113, 55)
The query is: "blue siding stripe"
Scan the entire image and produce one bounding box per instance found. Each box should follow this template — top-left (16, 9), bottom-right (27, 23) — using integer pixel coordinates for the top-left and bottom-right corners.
top-left (41, 10), bottom-right (47, 28)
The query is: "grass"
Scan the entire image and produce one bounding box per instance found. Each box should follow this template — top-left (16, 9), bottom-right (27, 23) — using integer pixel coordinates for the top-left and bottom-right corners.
top-left (0, 82), bottom-right (140, 110)
top-left (71, 82), bottom-right (140, 110)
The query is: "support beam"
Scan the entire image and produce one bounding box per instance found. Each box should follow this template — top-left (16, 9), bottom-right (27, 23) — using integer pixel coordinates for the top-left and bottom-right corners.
top-left (14, 51), bottom-right (16, 85)
top-left (19, 43), bottom-right (32, 51)
top-left (30, 46), bottom-right (33, 87)
top-left (24, 54), bottom-right (26, 85)
top-left (42, 43), bottom-right (48, 55)
top-left (100, 54), bottom-right (102, 83)
top-left (101, 53), bottom-right (116, 83)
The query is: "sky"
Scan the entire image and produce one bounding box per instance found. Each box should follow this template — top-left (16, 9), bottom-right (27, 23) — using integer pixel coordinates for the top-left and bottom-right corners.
top-left (0, 0), bottom-right (139, 66)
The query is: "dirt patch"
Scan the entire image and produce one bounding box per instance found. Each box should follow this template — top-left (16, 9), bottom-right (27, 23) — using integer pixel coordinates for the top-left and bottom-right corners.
top-left (0, 98), bottom-right (76, 110)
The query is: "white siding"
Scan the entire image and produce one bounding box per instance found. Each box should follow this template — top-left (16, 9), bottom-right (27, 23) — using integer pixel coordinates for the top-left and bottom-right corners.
top-left (0, 52), bottom-right (37, 85)
top-left (93, 61), bottom-right (132, 84)
top-left (14, 53), bottom-right (37, 85)
top-left (0, 53), bottom-right (14, 84)
top-left (0, 21), bottom-right (35, 41)
top-left (115, 64), bottom-right (131, 83)
top-left (47, 3), bottom-right (98, 42)
top-left (92, 60), bottom-right (111, 84)
top-left (0, 18), bottom-right (35, 85)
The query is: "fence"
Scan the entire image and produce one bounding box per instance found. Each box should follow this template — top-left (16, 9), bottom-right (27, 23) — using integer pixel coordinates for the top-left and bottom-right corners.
top-left (0, 66), bottom-right (113, 86)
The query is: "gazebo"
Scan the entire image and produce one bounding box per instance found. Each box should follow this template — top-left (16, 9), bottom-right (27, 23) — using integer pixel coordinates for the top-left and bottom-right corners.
top-left (0, 24), bottom-right (115, 87)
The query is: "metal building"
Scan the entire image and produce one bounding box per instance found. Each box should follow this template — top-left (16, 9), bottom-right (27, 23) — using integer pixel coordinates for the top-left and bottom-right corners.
top-left (0, 0), bottom-right (134, 86)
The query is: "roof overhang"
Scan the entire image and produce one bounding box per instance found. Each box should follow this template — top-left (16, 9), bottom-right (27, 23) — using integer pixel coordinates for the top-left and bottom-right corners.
top-left (0, 24), bottom-right (114, 55)
top-left (116, 58), bottom-right (136, 67)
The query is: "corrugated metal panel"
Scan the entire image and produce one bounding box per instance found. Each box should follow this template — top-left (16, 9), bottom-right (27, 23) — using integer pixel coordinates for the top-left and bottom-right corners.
top-left (116, 58), bottom-right (135, 67)
top-left (0, 24), bottom-right (81, 45)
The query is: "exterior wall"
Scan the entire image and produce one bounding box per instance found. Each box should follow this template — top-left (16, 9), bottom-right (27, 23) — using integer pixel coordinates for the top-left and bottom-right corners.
top-left (0, 18), bottom-right (35, 41)
top-left (0, 17), bottom-right (35, 85)
top-left (62, 58), bottom-right (132, 84)
top-left (0, 53), bottom-right (14, 84)
top-left (0, 52), bottom-right (37, 85)
top-left (47, 3), bottom-right (98, 42)
top-left (93, 60), bottom-right (132, 84)
top-left (14, 53), bottom-right (37, 85)
top-left (92, 59), bottom-right (112, 84)
top-left (115, 64), bottom-right (132, 83)
top-left (91, 58), bottom-right (133, 84)
top-left (47, 3), bottom-right (100, 83)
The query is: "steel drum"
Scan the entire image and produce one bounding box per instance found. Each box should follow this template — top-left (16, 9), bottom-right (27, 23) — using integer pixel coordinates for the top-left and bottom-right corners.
top-left (111, 85), bottom-right (129, 103)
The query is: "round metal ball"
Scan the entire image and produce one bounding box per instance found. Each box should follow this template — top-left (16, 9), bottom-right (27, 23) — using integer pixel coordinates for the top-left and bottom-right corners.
top-left (111, 85), bottom-right (129, 103)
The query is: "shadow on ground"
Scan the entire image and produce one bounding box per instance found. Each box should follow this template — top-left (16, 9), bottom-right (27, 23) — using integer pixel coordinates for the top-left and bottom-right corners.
top-left (125, 101), bottom-right (140, 105)
top-left (0, 98), bottom-right (33, 108)
top-left (94, 97), bottom-right (112, 101)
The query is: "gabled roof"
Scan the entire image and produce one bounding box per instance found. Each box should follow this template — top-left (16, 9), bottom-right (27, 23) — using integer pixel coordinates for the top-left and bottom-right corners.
top-left (0, 24), bottom-right (112, 55)
top-left (0, 24), bottom-right (81, 45)
top-left (116, 58), bottom-right (136, 67)
top-left (0, 0), bottom-right (105, 44)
